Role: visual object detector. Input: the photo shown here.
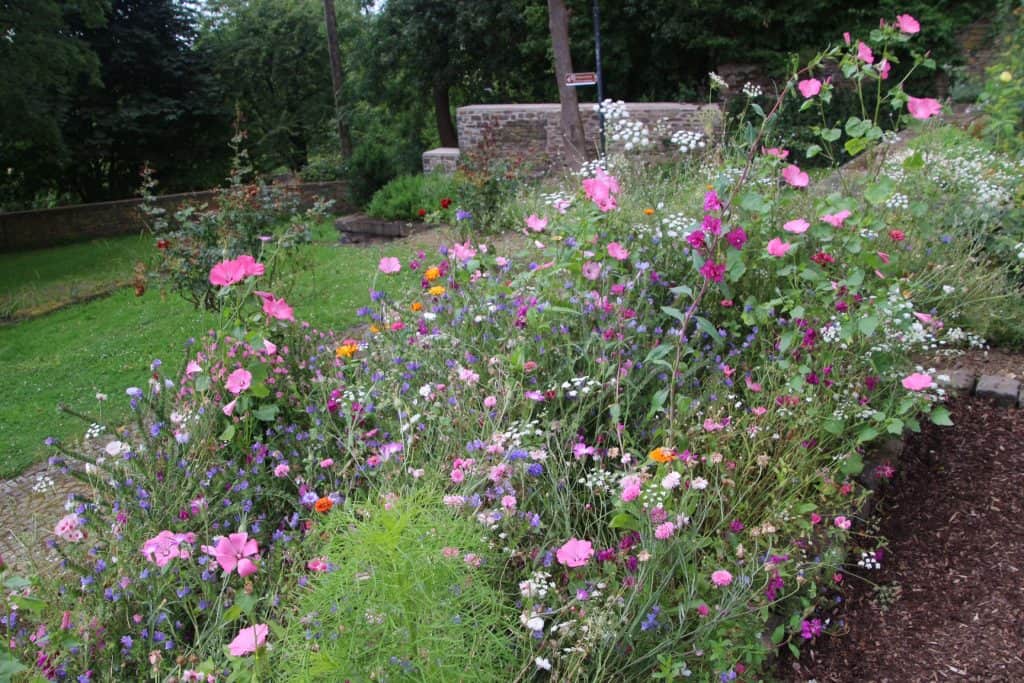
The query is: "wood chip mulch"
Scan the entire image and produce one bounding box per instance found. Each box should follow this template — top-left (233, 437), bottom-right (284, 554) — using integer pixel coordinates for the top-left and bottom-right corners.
top-left (777, 396), bottom-right (1024, 682)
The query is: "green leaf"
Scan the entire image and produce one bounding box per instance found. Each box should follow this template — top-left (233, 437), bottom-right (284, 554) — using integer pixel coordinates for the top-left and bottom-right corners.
top-left (858, 315), bottom-right (879, 336)
top-left (694, 316), bottom-right (721, 345)
top-left (856, 427), bottom-right (878, 444)
top-left (739, 192), bottom-right (771, 213)
top-left (249, 382), bottom-right (270, 399)
top-left (649, 389), bottom-right (669, 416)
top-left (865, 125), bottom-right (884, 141)
top-left (821, 127), bottom-right (842, 142)
top-left (218, 424), bottom-right (236, 443)
top-left (609, 402), bottom-right (621, 425)
top-left (771, 623), bottom-right (786, 644)
top-left (661, 306), bottom-right (686, 324)
top-left (841, 453), bottom-right (865, 475)
top-left (823, 418), bottom-right (844, 435)
top-left (3, 576), bottom-right (30, 591)
top-left (750, 102), bottom-right (766, 119)
top-left (864, 176), bottom-right (895, 206)
top-left (0, 652), bottom-right (28, 680)
top-left (844, 137), bottom-right (869, 156)
top-left (253, 404), bottom-right (279, 422)
top-left (844, 117), bottom-right (870, 138)
top-left (609, 512), bottom-right (640, 531)
top-left (806, 144), bottom-right (822, 158)
top-left (11, 596), bottom-right (45, 616)
top-left (930, 405), bottom-right (954, 426)
top-left (886, 418), bottom-right (904, 435)
top-left (194, 375), bottom-right (211, 392)
top-left (222, 604), bottom-right (243, 623)
top-left (669, 284), bottom-right (693, 298)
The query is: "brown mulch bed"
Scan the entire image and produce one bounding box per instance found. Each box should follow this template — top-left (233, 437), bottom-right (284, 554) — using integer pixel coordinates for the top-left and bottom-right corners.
top-left (915, 348), bottom-right (1024, 381)
top-left (777, 395), bottom-right (1024, 681)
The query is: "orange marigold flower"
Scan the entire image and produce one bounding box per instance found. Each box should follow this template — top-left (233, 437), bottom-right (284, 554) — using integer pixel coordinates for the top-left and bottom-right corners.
top-left (648, 447), bottom-right (677, 463)
top-left (411, 301), bottom-right (423, 312)
top-left (314, 497), bottom-right (333, 513)
top-left (428, 285), bottom-right (446, 297)
top-left (424, 266), bottom-right (441, 282)
top-left (369, 325), bottom-right (380, 334)
top-left (643, 207), bottom-right (655, 215)
top-left (335, 340), bottom-right (359, 359)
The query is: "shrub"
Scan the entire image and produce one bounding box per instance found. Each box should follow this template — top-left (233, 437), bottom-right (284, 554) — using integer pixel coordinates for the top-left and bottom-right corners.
top-left (364, 172), bottom-right (463, 221)
top-left (980, 1), bottom-right (1024, 153)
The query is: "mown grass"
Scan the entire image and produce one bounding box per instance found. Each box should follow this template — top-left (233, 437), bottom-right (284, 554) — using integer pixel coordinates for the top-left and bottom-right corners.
top-left (0, 223), bottom-right (449, 478)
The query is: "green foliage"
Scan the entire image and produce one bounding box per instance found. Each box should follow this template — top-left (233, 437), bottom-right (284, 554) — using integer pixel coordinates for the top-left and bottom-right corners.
top-left (980, 1), bottom-right (1024, 153)
top-left (365, 172), bottom-right (462, 221)
top-left (282, 490), bottom-right (517, 681)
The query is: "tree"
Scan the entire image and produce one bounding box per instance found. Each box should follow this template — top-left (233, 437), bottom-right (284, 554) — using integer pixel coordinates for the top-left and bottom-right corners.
top-left (322, 0), bottom-right (353, 159)
top-left (548, 0), bottom-right (586, 161)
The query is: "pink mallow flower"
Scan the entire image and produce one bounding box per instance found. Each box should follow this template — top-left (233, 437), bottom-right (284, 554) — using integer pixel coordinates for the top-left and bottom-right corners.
top-left (767, 238), bottom-right (793, 257)
top-left (906, 96), bottom-right (942, 120)
top-left (452, 241), bottom-right (477, 263)
top-left (607, 242), bottom-right (629, 261)
top-left (711, 569), bottom-right (733, 586)
top-left (209, 255), bottom-right (264, 286)
top-left (857, 41), bottom-right (875, 64)
top-left (820, 210), bottom-right (852, 227)
top-left (833, 516), bottom-right (852, 530)
top-left (783, 218), bottom-right (810, 234)
top-left (556, 538), bottom-right (595, 568)
top-left (254, 291), bottom-right (295, 321)
top-left (582, 169), bottom-right (620, 212)
top-left (306, 558), bottom-right (329, 572)
top-left (895, 13), bottom-right (920, 34)
top-left (141, 531), bottom-right (196, 568)
top-left (525, 214), bottom-right (548, 232)
top-left (378, 257), bottom-right (401, 274)
top-left (225, 368), bottom-right (252, 395)
top-left (901, 372), bottom-right (934, 391)
top-left (797, 78), bottom-right (822, 98)
top-left (228, 624), bottom-right (268, 657)
top-left (781, 164), bottom-right (809, 188)
top-left (201, 532), bottom-right (260, 577)
top-left (763, 147), bottom-right (789, 160)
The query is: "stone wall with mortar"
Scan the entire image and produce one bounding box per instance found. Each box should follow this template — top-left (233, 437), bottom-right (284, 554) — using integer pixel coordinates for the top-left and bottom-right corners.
top-left (454, 102), bottom-right (720, 170)
top-left (0, 181), bottom-right (353, 252)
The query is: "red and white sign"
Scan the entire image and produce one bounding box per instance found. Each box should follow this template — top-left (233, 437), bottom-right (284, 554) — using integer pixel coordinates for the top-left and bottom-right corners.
top-left (565, 72), bottom-right (597, 87)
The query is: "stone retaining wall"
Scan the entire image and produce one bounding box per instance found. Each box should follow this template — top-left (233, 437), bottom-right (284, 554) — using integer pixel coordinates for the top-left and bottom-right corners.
top-left (0, 181), bottom-right (353, 253)
top-left (455, 102), bottom-right (720, 170)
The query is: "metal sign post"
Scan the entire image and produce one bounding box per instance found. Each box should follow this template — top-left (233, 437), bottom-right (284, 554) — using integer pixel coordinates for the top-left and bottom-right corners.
top-left (593, 0), bottom-right (605, 157)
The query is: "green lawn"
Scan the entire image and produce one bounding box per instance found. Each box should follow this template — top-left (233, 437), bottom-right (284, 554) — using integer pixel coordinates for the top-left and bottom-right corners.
top-left (0, 226), bottom-right (440, 477)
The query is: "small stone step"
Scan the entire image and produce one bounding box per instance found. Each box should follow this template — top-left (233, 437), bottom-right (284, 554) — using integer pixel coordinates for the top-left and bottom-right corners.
top-left (336, 214), bottom-right (414, 240)
top-left (975, 374), bottom-right (1021, 407)
top-left (936, 369), bottom-right (976, 394)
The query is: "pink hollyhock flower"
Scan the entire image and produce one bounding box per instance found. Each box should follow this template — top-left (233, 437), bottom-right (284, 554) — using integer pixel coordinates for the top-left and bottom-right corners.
top-left (225, 368), bottom-right (252, 395)
top-left (452, 241), bottom-right (477, 263)
top-left (699, 260), bottom-right (726, 283)
top-left (857, 40), bottom-right (875, 64)
top-left (902, 372), bottom-right (934, 391)
top-left (378, 256), bottom-right (401, 274)
top-left (702, 214), bottom-right (722, 235)
top-left (781, 164), bottom-right (810, 187)
top-left (306, 557), bottom-right (329, 572)
top-left (140, 531), bottom-right (196, 568)
top-left (763, 147), bottom-right (790, 160)
top-left (703, 190), bottom-right (722, 212)
top-left (228, 624), bottom-right (268, 657)
top-left (711, 569), bottom-right (733, 586)
top-left (784, 218), bottom-right (810, 234)
top-left (201, 532), bottom-right (259, 575)
top-left (234, 255), bottom-right (265, 278)
top-left (878, 59), bottom-right (891, 79)
top-left (525, 214), bottom-right (548, 232)
top-left (820, 209), bottom-right (852, 227)
top-left (895, 13), bottom-right (920, 34)
top-left (607, 242), bottom-right (629, 261)
top-left (254, 291), bottom-right (295, 321)
top-left (767, 238), bottom-right (793, 257)
top-left (906, 96), bottom-right (942, 120)
top-left (556, 538), bottom-right (594, 568)
top-left (209, 258), bottom-right (247, 287)
top-left (654, 522), bottom-right (676, 540)
top-left (833, 516), bottom-right (852, 530)
top-left (798, 78), bottom-right (822, 98)
top-left (582, 169), bottom-right (620, 212)
top-left (581, 261), bottom-right (602, 280)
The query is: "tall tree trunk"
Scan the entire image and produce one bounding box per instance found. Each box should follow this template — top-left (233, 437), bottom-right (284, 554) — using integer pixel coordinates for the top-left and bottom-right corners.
top-left (433, 82), bottom-right (458, 148)
top-left (322, 0), bottom-right (353, 159)
top-left (547, 0), bottom-right (586, 163)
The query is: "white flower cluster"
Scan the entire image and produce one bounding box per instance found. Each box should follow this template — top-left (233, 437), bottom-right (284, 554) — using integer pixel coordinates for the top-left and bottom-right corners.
top-left (671, 129), bottom-right (706, 154)
top-left (519, 570), bottom-right (553, 598)
top-left (596, 99), bottom-right (652, 152)
top-left (742, 82), bottom-right (763, 98)
top-left (574, 157), bottom-right (615, 178)
top-left (558, 375), bottom-right (601, 399)
top-left (708, 71), bottom-right (729, 90)
top-left (889, 140), bottom-right (1021, 208)
top-left (541, 191), bottom-right (573, 212)
top-left (885, 192), bottom-right (909, 211)
top-left (85, 423), bottom-right (105, 439)
top-left (857, 551), bottom-right (881, 570)
top-left (580, 468), bottom-right (616, 493)
top-left (31, 472), bottom-right (56, 493)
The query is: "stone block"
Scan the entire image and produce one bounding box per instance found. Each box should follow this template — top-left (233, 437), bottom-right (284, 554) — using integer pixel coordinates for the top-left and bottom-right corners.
top-left (421, 147), bottom-right (460, 174)
top-left (936, 369), bottom-right (976, 394)
top-left (975, 374), bottom-right (1020, 407)
top-left (336, 214), bottom-right (413, 239)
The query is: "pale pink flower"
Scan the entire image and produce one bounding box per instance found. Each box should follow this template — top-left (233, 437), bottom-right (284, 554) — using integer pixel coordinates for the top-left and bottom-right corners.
top-left (798, 78), bottom-right (822, 98)
top-left (525, 214), bottom-right (548, 232)
top-left (225, 368), bottom-right (252, 395)
top-left (483, 395), bottom-right (497, 408)
top-left (319, 458), bottom-right (334, 468)
top-left (607, 242), bottom-right (629, 261)
top-left (906, 96), bottom-right (942, 120)
top-left (857, 41), bottom-right (875, 64)
top-left (767, 238), bottom-right (793, 257)
top-left (654, 522), bottom-right (676, 540)
top-left (833, 516), bottom-right (852, 530)
top-left (745, 376), bottom-right (762, 392)
top-left (621, 483), bottom-right (641, 502)
top-left (452, 241), bottom-right (477, 263)
top-left (201, 532), bottom-right (259, 576)
top-left (711, 569), bottom-right (733, 586)
top-left (781, 164), bottom-right (809, 187)
top-left (581, 261), bottom-right (602, 280)
top-left (820, 210), bottom-right (851, 227)
top-left (783, 218), bottom-right (810, 234)
top-left (901, 373), bottom-right (934, 391)
top-left (273, 463), bottom-right (290, 477)
top-left (185, 360), bottom-right (203, 377)
top-left (495, 256), bottom-right (509, 267)
top-left (582, 169), bottom-right (620, 212)
top-left (378, 257), bottom-right (401, 274)
top-left (254, 291), bottom-right (295, 321)
top-left (228, 624), bottom-right (268, 657)
top-left (307, 557), bottom-right (329, 572)
top-left (877, 251), bottom-right (891, 264)
top-left (763, 147), bottom-right (789, 160)
top-left (222, 398), bottom-right (237, 417)
top-left (141, 531), bottom-right (197, 567)
top-left (661, 471), bottom-right (682, 490)
top-left (556, 538), bottom-right (594, 568)
top-left (878, 59), bottom-right (891, 79)
top-left (843, 31), bottom-right (852, 45)
top-left (450, 468), bottom-right (464, 484)
top-left (501, 495), bottom-right (517, 510)
top-left (54, 514), bottom-right (84, 542)
top-left (895, 13), bottom-right (920, 34)
top-left (913, 312), bottom-right (942, 329)
top-left (262, 339), bottom-right (277, 355)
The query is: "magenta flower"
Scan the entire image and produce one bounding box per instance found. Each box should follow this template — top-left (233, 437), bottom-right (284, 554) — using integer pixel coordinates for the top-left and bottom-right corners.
top-left (820, 210), bottom-right (851, 227)
top-left (209, 259), bottom-right (247, 287)
top-left (906, 96), bottom-right (942, 120)
top-left (767, 238), bottom-right (793, 257)
top-left (556, 538), bottom-right (594, 568)
top-left (686, 229), bottom-right (707, 250)
top-left (703, 190), bottom-right (722, 212)
top-left (228, 624), bottom-right (268, 657)
top-left (901, 372), bottom-right (934, 391)
top-left (201, 532), bottom-right (259, 576)
top-left (895, 13), bottom-right (920, 34)
top-left (783, 218), bottom-right (810, 234)
top-left (141, 531), bottom-right (197, 568)
top-left (254, 291), bottom-right (295, 321)
top-left (781, 164), bottom-right (809, 188)
top-left (833, 516), bottom-right (852, 530)
top-left (857, 40), bottom-right (875, 64)
top-left (797, 78), bottom-right (822, 98)
top-left (725, 227), bottom-right (748, 250)
top-left (699, 260), bottom-right (726, 283)
top-left (581, 261), bottom-right (602, 280)
top-left (234, 255), bottom-right (265, 278)
top-left (225, 368), bottom-right (252, 395)
top-left (711, 569), bottom-right (733, 586)
top-left (306, 557), bottom-right (329, 572)
top-left (607, 242), bottom-right (629, 261)
top-left (654, 522), bottom-right (676, 540)
top-left (378, 257), bottom-right (401, 274)
top-left (525, 214), bottom-right (548, 232)
top-left (843, 31), bottom-right (851, 45)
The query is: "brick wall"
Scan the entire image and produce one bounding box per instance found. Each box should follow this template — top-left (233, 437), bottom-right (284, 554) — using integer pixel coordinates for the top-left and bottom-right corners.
top-left (455, 102), bottom-right (720, 170)
top-left (0, 181), bottom-right (352, 252)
